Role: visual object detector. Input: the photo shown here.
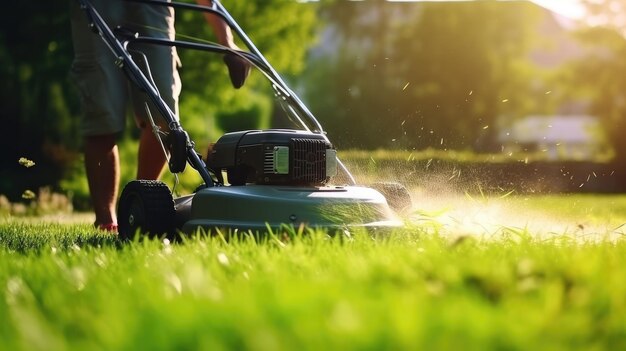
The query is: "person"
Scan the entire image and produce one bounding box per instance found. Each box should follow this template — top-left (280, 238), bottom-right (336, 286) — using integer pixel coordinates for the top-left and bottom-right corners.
top-left (69, 0), bottom-right (249, 233)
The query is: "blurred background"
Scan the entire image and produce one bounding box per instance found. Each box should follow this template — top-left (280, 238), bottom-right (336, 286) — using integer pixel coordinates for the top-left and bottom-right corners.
top-left (1, 0), bottom-right (626, 214)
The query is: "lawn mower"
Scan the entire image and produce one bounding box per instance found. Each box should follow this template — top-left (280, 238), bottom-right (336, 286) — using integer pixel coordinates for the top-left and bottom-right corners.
top-left (77, 0), bottom-right (412, 239)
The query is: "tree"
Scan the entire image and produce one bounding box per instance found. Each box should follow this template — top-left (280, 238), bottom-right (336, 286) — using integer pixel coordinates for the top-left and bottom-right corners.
top-left (175, 0), bottom-right (318, 143)
top-left (582, 0), bottom-right (626, 33)
top-left (0, 0), bottom-right (317, 202)
top-left (566, 0), bottom-right (626, 162)
top-left (304, 1), bottom-right (544, 151)
top-left (0, 0), bottom-right (78, 200)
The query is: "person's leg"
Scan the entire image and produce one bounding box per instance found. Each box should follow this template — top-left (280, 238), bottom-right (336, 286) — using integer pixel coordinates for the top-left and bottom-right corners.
top-left (71, 0), bottom-right (128, 231)
top-left (137, 125), bottom-right (167, 180)
top-left (129, 3), bottom-right (181, 180)
top-left (84, 134), bottom-right (119, 227)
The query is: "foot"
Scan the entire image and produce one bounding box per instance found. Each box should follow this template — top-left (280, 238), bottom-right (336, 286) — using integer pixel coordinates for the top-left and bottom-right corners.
top-left (95, 222), bottom-right (119, 234)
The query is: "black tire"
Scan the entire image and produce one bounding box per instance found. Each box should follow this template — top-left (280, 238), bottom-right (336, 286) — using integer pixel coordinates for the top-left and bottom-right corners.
top-left (371, 182), bottom-right (412, 213)
top-left (117, 180), bottom-right (176, 240)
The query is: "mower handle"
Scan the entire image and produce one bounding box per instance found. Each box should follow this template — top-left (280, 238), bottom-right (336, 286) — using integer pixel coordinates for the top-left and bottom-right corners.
top-left (123, 0), bottom-right (325, 133)
top-left (79, 0), bottom-right (357, 186)
top-left (124, 0), bottom-right (357, 185)
top-left (77, 0), bottom-right (216, 186)
top-left (218, 0), bottom-right (358, 185)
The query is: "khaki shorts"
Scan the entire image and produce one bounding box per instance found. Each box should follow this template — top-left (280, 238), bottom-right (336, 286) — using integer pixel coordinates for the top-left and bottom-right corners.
top-left (70, 0), bottom-right (181, 136)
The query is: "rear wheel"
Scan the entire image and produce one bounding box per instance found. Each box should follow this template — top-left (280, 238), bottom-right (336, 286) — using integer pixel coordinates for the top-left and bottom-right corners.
top-left (117, 180), bottom-right (176, 240)
top-left (371, 182), bottom-right (412, 213)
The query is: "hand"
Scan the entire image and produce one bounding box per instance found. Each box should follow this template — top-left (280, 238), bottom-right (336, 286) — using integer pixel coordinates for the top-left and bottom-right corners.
top-left (223, 53), bottom-right (251, 89)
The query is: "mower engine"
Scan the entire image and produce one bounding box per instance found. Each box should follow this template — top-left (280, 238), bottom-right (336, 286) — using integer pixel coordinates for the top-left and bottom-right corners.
top-left (207, 129), bottom-right (338, 186)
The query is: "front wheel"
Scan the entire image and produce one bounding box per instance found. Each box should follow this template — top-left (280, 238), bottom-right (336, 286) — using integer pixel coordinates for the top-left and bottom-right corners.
top-left (117, 180), bottom-right (176, 240)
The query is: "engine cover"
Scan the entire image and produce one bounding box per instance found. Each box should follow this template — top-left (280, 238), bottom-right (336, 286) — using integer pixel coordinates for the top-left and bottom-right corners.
top-left (207, 129), bottom-right (337, 186)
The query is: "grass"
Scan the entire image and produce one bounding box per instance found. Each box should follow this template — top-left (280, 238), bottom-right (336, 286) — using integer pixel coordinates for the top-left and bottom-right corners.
top-left (1, 195), bottom-right (626, 350)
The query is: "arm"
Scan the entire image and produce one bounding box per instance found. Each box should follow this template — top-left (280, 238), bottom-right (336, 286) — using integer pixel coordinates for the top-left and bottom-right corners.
top-left (195, 0), bottom-right (250, 89)
top-left (195, 0), bottom-right (235, 48)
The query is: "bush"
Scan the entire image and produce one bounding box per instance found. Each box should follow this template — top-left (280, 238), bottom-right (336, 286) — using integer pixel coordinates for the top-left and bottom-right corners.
top-left (215, 92), bottom-right (271, 133)
top-left (216, 105), bottom-right (263, 133)
top-left (0, 187), bottom-right (73, 217)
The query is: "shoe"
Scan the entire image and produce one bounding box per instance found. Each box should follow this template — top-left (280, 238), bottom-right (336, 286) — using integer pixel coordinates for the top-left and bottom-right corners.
top-left (223, 53), bottom-right (251, 89)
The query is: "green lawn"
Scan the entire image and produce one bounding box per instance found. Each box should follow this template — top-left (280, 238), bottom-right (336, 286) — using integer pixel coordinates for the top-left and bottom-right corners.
top-left (1, 194), bottom-right (625, 350)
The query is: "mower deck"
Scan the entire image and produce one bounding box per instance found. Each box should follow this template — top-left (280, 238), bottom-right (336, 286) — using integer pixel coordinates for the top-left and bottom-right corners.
top-left (176, 185), bottom-right (404, 234)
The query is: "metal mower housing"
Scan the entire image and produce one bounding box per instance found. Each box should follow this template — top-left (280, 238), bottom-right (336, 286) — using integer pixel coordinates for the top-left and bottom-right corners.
top-left (176, 185), bottom-right (403, 235)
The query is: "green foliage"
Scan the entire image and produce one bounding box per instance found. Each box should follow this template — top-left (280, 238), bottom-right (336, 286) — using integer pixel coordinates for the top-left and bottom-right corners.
top-left (1, 193), bottom-right (626, 350)
top-left (304, 1), bottom-right (545, 151)
top-left (0, 0), bottom-right (80, 200)
top-left (539, 0), bottom-right (626, 162)
top-left (215, 91), bottom-right (272, 133)
top-left (0, 188), bottom-right (73, 217)
top-left (0, 0), bottom-right (318, 205)
top-left (564, 26), bottom-right (626, 162)
top-left (175, 0), bottom-right (318, 142)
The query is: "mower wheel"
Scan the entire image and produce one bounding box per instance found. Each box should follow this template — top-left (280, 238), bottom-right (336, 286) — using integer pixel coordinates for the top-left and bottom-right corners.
top-left (117, 180), bottom-right (176, 240)
top-left (371, 182), bottom-right (412, 213)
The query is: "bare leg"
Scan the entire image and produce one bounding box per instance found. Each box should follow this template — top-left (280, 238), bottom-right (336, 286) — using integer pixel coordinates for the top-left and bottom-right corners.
top-left (84, 134), bottom-right (119, 226)
top-left (137, 125), bottom-right (167, 180)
